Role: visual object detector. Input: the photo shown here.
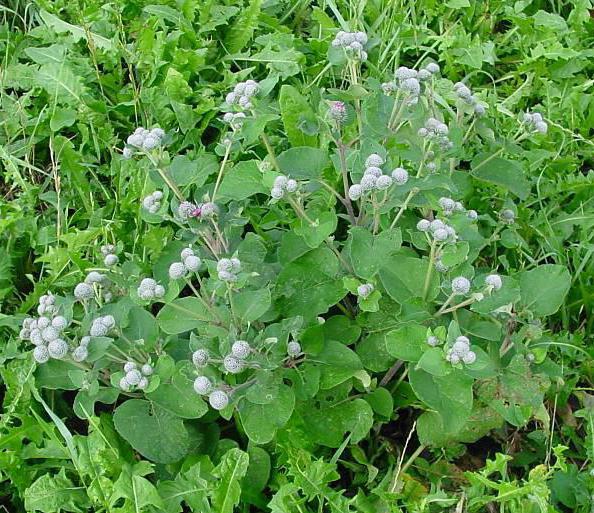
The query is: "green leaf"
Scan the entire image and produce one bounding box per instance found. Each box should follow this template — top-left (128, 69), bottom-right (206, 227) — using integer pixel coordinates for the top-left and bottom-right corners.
top-left (157, 297), bottom-right (210, 334)
top-left (534, 10), bottom-right (568, 32)
top-left (35, 360), bottom-right (81, 390)
top-left (440, 242), bottom-right (469, 267)
top-left (357, 332), bottom-right (395, 372)
top-left (212, 448), bottom-right (250, 513)
top-left (218, 160), bottom-right (266, 201)
top-left (471, 155), bottom-right (530, 199)
top-left (24, 469), bottom-right (89, 513)
top-left (164, 68), bottom-right (192, 102)
top-left (242, 446), bottom-right (271, 498)
top-left (239, 384), bottom-right (295, 444)
top-left (111, 471), bottom-right (164, 512)
top-left (277, 147), bottom-right (329, 179)
top-left (38, 9), bottom-right (114, 50)
top-left (233, 287), bottom-right (271, 322)
top-left (416, 348), bottom-right (450, 376)
top-left (276, 248), bottom-right (346, 318)
top-left (345, 227), bottom-right (402, 279)
top-left (409, 367), bottom-right (473, 436)
top-left (147, 365), bottom-right (208, 419)
top-left (73, 387), bottom-right (119, 419)
top-left (446, 0), bottom-right (470, 6)
top-left (279, 85), bottom-right (318, 147)
top-left (24, 44), bottom-right (66, 65)
top-left (316, 340), bottom-right (364, 389)
top-left (471, 276), bottom-right (520, 314)
top-left (157, 463), bottom-right (209, 513)
top-left (35, 63), bottom-right (85, 105)
top-left (169, 154), bottom-right (218, 187)
top-left (113, 399), bottom-right (190, 463)
top-left (224, 0), bottom-right (262, 53)
top-left (143, 4), bottom-right (192, 30)
top-left (122, 306), bottom-right (159, 350)
top-left (380, 253), bottom-right (439, 303)
top-left (518, 264), bottom-right (571, 317)
top-left (294, 210), bottom-right (337, 248)
top-left (385, 323), bottom-right (427, 362)
top-left (365, 387), bottom-right (394, 418)
top-left (301, 396), bottom-right (374, 447)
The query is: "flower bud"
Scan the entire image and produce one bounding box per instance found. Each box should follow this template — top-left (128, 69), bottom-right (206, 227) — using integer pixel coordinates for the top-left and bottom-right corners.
top-left (209, 390), bottom-right (229, 410)
top-left (287, 341), bottom-right (302, 356)
top-left (485, 274), bottom-right (502, 290)
top-left (124, 361), bottom-right (137, 373)
top-left (169, 262), bottom-right (188, 280)
top-left (42, 326), bottom-right (59, 343)
top-left (47, 339), bottom-right (68, 359)
top-left (329, 101), bottom-right (347, 123)
top-left (119, 377), bottom-right (131, 392)
top-left (462, 351), bottom-right (476, 365)
top-left (375, 175), bottom-right (393, 190)
top-left (201, 202), bottom-right (219, 217)
top-left (192, 349), bottom-right (209, 367)
top-left (271, 187), bottom-right (284, 199)
top-left (426, 336), bottom-right (439, 347)
top-left (72, 346), bottom-right (88, 362)
top-left (104, 254), bottom-right (119, 266)
top-left (141, 364), bottom-right (153, 376)
top-left (500, 209), bottom-right (515, 224)
top-left (274, 176), bottom-right (288, 189)
top-left (364, 166), bottom-right (382, 178)
top-left (231, 340), bottom-right (251, 359)
top-left (178, 201), bottom-right (197, 220)
top-left (348, 184), bottom-right (363, 201)
top-left (180, 247), bottom-right (194, 260)
top-left (365, 154), bottom-right (384, 168)
top-left (357, 283), bottom-right (374, 298)
top-left (425, 63), bottom-right (440, 74)
top-left (223, 355), bottom-right (244, 374)
top-left (37, 317), bottom-right (50, 329)
top-left (451, 277), bottom-right (471, 295)
top-left (391, 168), bottom-right (408, 185)
top-left (74, 283), bottom-right (94, 301)
top-left (417, 219), bottom-right (431, 232)
top-left (126, 369), bottom-right (142, 386)
top-left (194, 376), bottom-right (212, 395)
top-left (285, 179), bottom-right (298, 193)
top-left (360, 174), bottom-right (377, 191)
top-left (432, 228), bottom-right (449, 241)
top-left (33, 345), bottom-right (50, 364)
top-left (184, 255), bottom-right (201, 272)
top-left (86, 271), bottom-right (104, 285)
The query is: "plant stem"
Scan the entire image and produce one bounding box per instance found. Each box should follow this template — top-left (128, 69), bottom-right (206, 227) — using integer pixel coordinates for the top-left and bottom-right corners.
top-left (210, 219), bottom-right (229, 253)
top-left (436, 296), bottom-right (477, 316)
top-left (379, 360), bottom-right (403, 387)
top-left (389, 188), bottom-right (418, 229)
top-left (288, 196), bottom-right (315, 225)
top-left (435, 292), bottom-right (456, 316)
top-left (146, 153), bottom-right (184, 201)
top-left (422, 240), bottom-right (437, 301)
top-left (212, 142), bottom-right (232, 202)
top-left (186, 278), bottom-right (222, 323)
top-left (261, 132), bottom-right (280, 172)
top-left (317, 180), bottom-right (347, 206)
top-left (227, 284), bottom-right (240, 330)
top-left (337, 140), bottom-right (357, 224)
